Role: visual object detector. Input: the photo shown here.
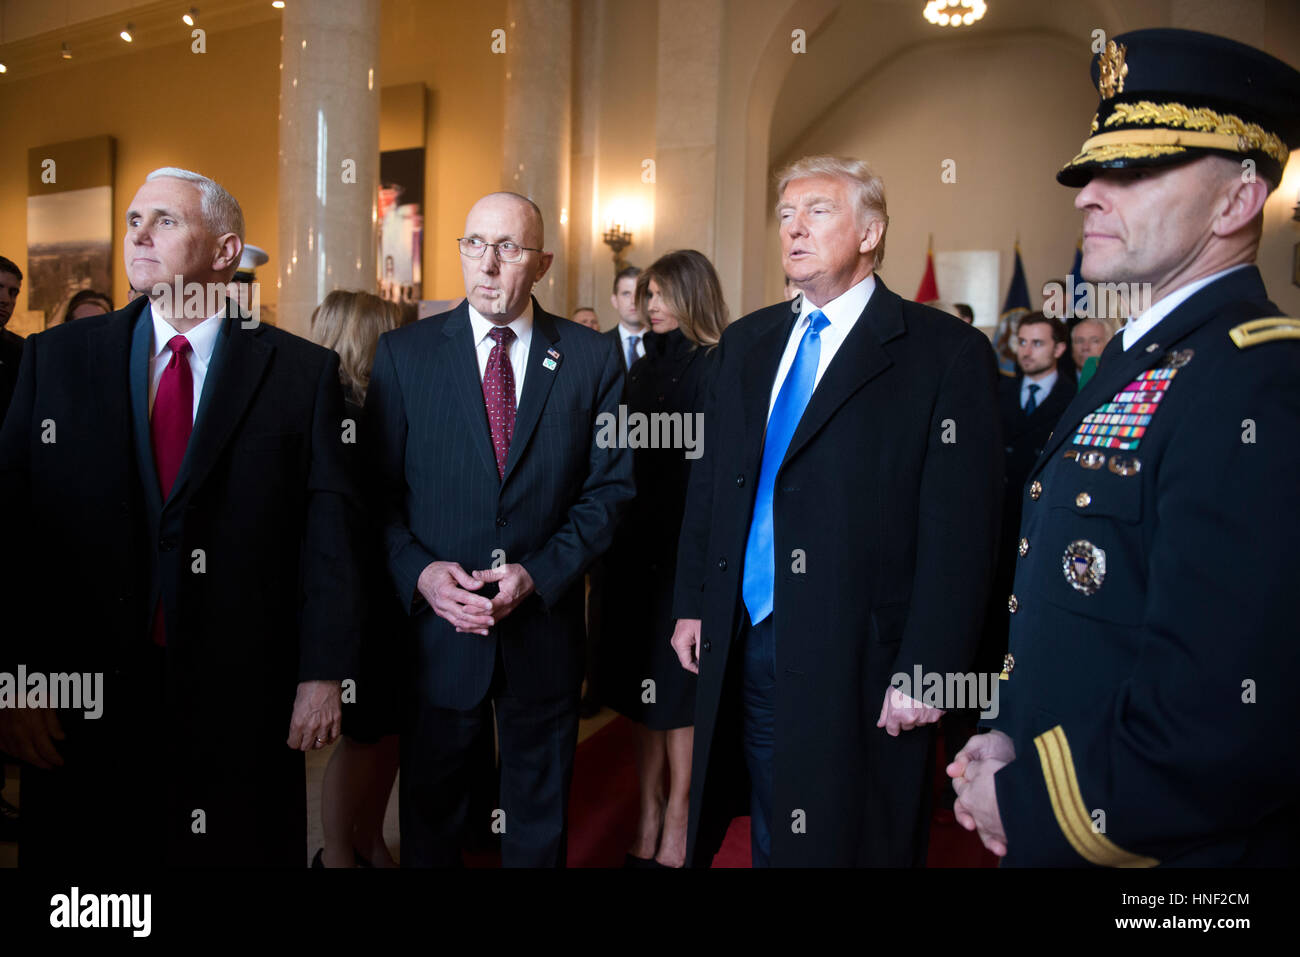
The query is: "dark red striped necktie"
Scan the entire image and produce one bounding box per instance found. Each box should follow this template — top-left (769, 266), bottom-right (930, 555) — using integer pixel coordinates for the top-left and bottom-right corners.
top-left (149, 334), bottom-right (192, 646)
top-left (483, 326), bottom-right (517, 480)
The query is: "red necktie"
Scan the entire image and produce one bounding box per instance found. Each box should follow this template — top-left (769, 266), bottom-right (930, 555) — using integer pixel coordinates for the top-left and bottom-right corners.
top-left (149, 334), bottom-right (193, 646)
top-left (483, 326), bottom-right (517, 480)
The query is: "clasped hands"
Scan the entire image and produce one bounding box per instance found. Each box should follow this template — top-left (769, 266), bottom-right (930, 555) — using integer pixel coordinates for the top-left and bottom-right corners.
top-left (419, 560), bottom-right (535, 636)
top-left (946, 729), bottom-right (1013, 857)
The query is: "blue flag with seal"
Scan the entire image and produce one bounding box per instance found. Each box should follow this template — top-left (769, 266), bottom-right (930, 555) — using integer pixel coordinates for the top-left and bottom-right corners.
top-left (994, 242), bottom-right (1030, 377)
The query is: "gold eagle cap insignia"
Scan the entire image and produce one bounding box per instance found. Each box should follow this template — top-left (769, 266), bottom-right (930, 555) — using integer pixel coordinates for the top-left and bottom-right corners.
top-left (1098, 40), bottom-right (1129, 99)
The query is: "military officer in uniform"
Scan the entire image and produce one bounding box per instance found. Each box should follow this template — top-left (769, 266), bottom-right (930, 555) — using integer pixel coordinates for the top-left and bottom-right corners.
top-left (949, 29), bottom-right (1300, 866)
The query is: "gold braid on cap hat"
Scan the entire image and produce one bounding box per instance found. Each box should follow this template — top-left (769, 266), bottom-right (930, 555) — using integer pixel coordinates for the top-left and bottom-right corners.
top-left (1072, 100), bottom-right (1289, 169)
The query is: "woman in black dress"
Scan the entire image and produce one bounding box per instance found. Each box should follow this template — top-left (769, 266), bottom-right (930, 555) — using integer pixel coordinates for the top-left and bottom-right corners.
top-left (600, 249), bottom-right (729, 867)
top-left (309, 290), bottom-right (405, 867)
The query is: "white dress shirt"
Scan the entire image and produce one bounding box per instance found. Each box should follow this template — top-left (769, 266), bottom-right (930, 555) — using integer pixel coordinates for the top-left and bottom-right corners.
top-left (617, 322), bottom-right (647, 363)
top-left (469, 300), bottom-right (533, 407)
top-left (1020, 368), bottom-right (1059, 410)
top-left (148, 304), bottom-right (224, 423)
top-left (768, 274), bottom-right (876, 420)
top-left (1121, 264), bottom-right (1250, 351)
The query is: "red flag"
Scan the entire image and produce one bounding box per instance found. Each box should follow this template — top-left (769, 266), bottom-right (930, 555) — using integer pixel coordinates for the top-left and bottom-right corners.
top-left (915, 237), bottom-right (938, 302)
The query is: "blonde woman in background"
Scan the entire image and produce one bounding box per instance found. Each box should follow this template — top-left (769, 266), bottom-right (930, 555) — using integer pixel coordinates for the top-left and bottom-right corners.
top-left (310, 290), bottom-right (404, 867)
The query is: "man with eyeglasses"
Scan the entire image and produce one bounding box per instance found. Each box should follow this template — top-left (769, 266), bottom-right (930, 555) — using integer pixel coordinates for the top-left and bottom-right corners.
top-left (366, 191), bottom-right (634, 867)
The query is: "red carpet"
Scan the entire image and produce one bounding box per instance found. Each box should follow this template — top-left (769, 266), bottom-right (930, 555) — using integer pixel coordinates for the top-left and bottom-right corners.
top-left (565, 715), bottom-right (998, 868)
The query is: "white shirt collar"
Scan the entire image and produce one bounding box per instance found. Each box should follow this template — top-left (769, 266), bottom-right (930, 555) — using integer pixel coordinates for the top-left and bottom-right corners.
top-left (149, 301), bottom-right (224, 364)
top-left (1122, 264), bottom-right (1250, 351)
top-left (468, 298), bottom-right (533, 346)
top-left (798, 273), bottom-right (876, 329)
top-left (618, 323), bottom-right (646, 342)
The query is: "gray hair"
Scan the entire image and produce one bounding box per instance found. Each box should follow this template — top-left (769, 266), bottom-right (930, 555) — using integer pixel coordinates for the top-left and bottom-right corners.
top-left (775, 155), bottom-right (889, 269)
top-left (146, 167), bottom-right (244, 241)
top-left (1072, 315), bottom-right (1117, 336)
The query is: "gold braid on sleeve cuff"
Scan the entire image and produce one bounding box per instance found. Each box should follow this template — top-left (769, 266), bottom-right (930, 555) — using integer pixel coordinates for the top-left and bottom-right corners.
top-left (1033, 725), bottom-right (1160, 868)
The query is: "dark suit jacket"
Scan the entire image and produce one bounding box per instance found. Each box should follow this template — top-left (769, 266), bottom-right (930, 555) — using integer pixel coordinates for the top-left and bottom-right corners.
top-left (0, 297), bottom-right (362, 866)
top-left (999, 372), bottom-right (1075, 500)
top-left (989, 266), bottom-right (1300, 866)
top-left (606, 324), bottom-right (649, 372)
top-left (673, 277), bottom-right (1003, 866)
top-left (366, 298), bottom-right (635, 711)
top-left (0, 327), bottom-right (22, 425)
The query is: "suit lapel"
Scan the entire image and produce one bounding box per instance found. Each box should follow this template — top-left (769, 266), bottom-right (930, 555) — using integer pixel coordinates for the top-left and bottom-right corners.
top-left (124, 299), bottom-right (162, 515)
top-left (739, 307), bottom-right (799, 473)
top-left (503, 303), bottom-right (561, 485)
top-left (89, 307), bottom-right (140, 505)
top-left (165, 306), bottom-right (272, 507)
top-left (782, 277), bottom-right (901, 467)
top-left (442, 304), bottom-right (501, 483)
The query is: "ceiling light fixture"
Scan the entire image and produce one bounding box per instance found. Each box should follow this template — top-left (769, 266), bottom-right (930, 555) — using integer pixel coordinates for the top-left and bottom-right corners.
top-left (923, 0), bottom-right (987, 28)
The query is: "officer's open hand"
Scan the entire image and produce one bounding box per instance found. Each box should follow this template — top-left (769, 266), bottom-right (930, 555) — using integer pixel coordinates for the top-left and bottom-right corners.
top-left (876, 686), bottom-right (944, 736)
top-left (948, 730), bottom-right (1014, 857)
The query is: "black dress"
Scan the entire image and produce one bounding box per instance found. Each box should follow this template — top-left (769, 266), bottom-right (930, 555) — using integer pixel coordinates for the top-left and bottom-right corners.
top-left (599, 328), bottom-right (714, 730)
top-left (343, 389), bottom-right (406, 742)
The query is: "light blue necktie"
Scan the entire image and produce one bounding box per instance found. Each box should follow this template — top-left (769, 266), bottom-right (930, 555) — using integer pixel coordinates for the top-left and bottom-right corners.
top-left (742, 310), bottom-right (829, 625)
top-left (625, 334), bottom-right (640, 369)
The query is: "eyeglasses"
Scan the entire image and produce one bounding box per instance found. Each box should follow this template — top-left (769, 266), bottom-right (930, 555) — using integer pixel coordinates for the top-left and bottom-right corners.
top-left (456, 237), bottom-right (542, 264)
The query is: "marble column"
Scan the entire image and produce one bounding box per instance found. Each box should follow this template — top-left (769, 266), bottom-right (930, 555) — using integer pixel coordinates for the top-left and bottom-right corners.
top-left (653, 0), bottom-right (723, 261)
top-left (502, 0), bottom-right (572, 315)
top-left (277, 0), bottom-right (380, 336)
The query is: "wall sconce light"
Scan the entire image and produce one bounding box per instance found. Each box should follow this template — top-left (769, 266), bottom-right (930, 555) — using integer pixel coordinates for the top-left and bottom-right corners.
top-left (602, 200), bottom-right (638, 271)
top-left (120, 23), bottom-right (135, 42)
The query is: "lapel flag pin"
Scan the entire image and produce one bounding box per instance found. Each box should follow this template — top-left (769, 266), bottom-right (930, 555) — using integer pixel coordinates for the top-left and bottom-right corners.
top-left (547, 347), bottom-right (561, 359)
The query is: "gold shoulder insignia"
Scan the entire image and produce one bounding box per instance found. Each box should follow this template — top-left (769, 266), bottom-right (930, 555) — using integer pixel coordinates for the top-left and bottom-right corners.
top-left (1229, 317), bottom-right (1300, 349)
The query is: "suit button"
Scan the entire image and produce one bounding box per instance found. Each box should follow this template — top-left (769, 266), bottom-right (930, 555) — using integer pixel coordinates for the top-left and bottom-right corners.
top-left (496, 516), bottom-right (507, 527)
top-left (1029, 481), bottom-right (1042, 501)
top-left (717, 558), bottom-right (727, 571)
top-left (159, 539), bottom-right (176, 551)
top-left (1007, 594), bottom-right (1019, 613)
top-left (736, 474), bottom-right (745, 488)
top-left (1075, 492), bottom-right (1092, 508)
top-left (702, 640), bottom-right (711, 652)
top-left (1018, 537), bottom-right (1029, 557)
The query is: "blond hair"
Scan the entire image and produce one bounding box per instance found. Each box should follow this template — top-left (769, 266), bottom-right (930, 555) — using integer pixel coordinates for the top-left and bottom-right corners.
top-left (636, 249), bottom-right (729, 350)
top-left (774, 155), bottom-right (889, 269)
top-left (309, 290), bottom-right (401, 403)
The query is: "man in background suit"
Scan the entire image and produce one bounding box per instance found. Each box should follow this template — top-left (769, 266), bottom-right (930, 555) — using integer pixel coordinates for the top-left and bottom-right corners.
top-left (671, 155), bottom-right (1002, 866)
top-left (607, 265), bottom-right (645, 371)
top-left (1001, 313), bottom-right (1074, 505)
top-left (0, 167), bottom-right (361, 867)
top-left (367, 192), bottom-right (633, 867)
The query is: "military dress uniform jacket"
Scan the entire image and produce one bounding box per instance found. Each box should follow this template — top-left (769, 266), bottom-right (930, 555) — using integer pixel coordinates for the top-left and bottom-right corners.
top-left (987, 266), bottom-right (1300, 866)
